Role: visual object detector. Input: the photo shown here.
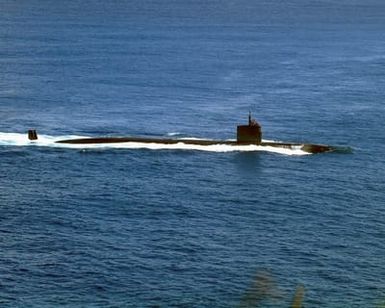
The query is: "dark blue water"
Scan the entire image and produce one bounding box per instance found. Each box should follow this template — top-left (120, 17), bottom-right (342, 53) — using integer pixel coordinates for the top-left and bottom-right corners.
top-left (1, 1), bottom-right (385, 306)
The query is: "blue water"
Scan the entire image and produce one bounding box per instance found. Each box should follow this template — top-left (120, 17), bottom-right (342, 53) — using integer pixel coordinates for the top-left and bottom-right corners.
top-left (1, 1), bottom-right (385, 306)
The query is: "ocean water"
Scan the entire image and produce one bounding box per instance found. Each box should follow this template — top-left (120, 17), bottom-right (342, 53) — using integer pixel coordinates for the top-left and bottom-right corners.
top-left (1, 1), bottom-right (385, 306)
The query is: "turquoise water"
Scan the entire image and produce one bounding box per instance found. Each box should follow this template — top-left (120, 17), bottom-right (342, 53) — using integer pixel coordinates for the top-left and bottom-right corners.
top-left (1, 1), bottom-right (385, 306)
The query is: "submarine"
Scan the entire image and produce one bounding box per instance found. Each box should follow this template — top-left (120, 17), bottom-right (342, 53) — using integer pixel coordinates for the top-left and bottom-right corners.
top-left (27, 114), bottom-right (334, 154)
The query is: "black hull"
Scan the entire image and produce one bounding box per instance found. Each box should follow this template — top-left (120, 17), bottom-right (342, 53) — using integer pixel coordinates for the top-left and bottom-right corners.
top-left (55, 137), bottom-right (333, 154)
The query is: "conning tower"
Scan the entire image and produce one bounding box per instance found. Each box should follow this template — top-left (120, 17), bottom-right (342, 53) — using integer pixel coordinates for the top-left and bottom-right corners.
top-left (237, 113), bottom-right (262, 144)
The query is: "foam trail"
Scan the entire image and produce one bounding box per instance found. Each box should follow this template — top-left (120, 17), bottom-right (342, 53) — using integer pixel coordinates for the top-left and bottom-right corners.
top-left (167, 132), bottom-right (182, 136)
top-left (0, 132), bottom-right (85, 147)
top-left (0, 132), bottom-right (310, 155)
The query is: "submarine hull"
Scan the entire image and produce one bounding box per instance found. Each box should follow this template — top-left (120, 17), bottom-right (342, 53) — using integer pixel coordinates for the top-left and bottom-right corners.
top-left (31, 114), bottom-right (336, 154)
top-left (55, 137), bottom-right (333, 154)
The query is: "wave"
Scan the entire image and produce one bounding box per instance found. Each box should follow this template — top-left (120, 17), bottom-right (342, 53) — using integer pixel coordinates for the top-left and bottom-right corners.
top-left (166, 132), bottom-right (183, 136)
top-left (0, 132), bottom-right (310, 155)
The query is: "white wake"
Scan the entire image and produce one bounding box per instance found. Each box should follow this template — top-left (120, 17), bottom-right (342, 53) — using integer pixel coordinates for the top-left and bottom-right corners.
top-left (0, 132), bottom-right (310, 155)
